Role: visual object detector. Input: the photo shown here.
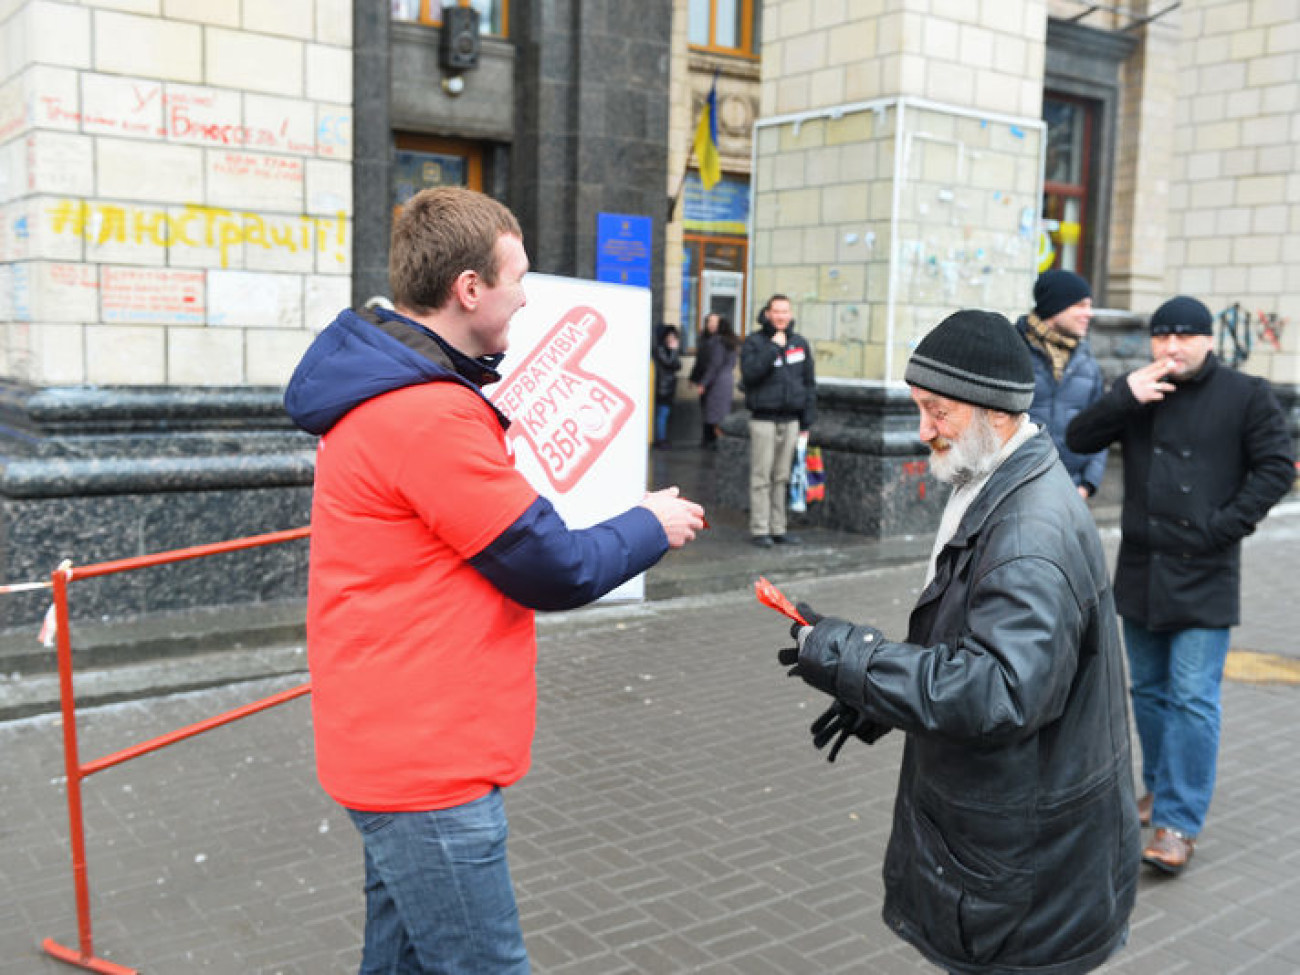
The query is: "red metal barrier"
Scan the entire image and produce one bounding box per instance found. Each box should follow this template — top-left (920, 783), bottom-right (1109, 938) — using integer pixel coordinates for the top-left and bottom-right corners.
top-left (36, 526), bottom-right (312, 975)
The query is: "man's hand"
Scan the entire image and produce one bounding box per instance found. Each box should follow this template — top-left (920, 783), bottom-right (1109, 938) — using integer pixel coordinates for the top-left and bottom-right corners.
top-left (1126, 358), bottom-right (1177, 404)
top-left (639, 487), bottom-right (705, 548)
top-left (772, 330), bottom-right (788, 348)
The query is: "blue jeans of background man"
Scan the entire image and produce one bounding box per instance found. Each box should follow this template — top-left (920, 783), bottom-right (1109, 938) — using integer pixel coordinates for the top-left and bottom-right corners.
top-left (1122, 619), bottom-right (1230, 837)
top-left (654, 402), bottom-right (671, 443)
top-left (346, 787), bottom-right (529, 974)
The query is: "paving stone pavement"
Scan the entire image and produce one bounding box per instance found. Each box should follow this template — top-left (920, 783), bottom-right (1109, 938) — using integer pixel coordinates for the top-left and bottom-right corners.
top-left (2, 502), bottom-right (1299, 974)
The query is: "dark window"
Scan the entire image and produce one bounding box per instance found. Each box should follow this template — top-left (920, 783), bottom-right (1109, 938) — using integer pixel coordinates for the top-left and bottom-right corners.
top-left (1041, 92), bottom-right (1097, 276)
top-left (391, 0), bottom-right (506, 36)
top-left (392, 133), bottom-right (484, 215)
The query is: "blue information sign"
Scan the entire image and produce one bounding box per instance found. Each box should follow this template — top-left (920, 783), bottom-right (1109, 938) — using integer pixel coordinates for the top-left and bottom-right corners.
top-left (596, 212), bottom-right (653, 287)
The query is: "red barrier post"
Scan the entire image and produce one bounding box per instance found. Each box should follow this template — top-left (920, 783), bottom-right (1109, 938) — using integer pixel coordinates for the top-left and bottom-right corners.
top-left (38, 526), bottom-right (312, 974)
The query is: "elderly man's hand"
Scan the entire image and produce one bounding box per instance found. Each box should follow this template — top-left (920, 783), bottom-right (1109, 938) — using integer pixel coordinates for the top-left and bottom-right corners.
top-left (639, 487), bottom-right (705, 548)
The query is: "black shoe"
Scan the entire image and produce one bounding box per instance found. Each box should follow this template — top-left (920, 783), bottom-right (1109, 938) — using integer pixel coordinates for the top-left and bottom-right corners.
top-left (751, 535), bottom-right (774, 548)
top-left (772, 533), bottom-right (802, 545)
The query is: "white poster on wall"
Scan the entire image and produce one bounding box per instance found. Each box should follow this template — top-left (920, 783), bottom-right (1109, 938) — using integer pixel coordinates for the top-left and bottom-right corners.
top-left (488, 272), bottom-right (651, 601)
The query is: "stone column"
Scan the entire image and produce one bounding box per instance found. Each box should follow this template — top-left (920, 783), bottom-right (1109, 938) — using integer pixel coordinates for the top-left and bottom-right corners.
top-left (719, 1), bottom-right (1050, 538)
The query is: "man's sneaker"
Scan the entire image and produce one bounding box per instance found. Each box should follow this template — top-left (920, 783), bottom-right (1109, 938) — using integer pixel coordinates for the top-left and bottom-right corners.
top-left (751, 535), bottom-right (774, 548)
top-left (772, 533), bottom-right (802, 545)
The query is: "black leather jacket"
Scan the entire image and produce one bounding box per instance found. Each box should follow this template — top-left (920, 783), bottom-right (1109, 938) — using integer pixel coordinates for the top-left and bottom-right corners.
top-left (804, 431), bottom-right (1139, 974)
top-left (1066, 354), bottom-right (1294, 629)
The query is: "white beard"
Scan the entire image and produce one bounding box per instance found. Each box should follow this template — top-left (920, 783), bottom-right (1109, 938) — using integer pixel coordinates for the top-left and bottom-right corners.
top-left (928, 409), bottom-right (1002, 489)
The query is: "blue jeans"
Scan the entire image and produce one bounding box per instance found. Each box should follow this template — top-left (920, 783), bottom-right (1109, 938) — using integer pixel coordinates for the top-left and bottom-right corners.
top-left (346, 788), bottom-right (529, 975)
top-left (654, 403), bottom-right (671, 442)
top-left (1123, 619), bottom-right (1230, 836)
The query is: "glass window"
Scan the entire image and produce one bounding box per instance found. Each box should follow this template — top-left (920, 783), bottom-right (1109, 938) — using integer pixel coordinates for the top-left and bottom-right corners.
top-left (1040, 93), bottom-right (1095, 275)
top-left (687, 0), bottom-right (759, 57)
top-left (688, 1), bottom-right (709, 46)
top-left (393, 134), bottom-right (484, 214)
top-left (392, 0), bottom-right (506, 36)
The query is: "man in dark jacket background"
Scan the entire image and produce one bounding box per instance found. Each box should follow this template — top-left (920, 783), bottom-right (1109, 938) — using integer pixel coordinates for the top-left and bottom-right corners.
top-left (1067, 295), bottom-right (1295, 876)
top-left (740, 294), bottom-right (816, 547)
top-left (777, 310), bottom-right (1139, 975)
top-left (1016, 269), bottom-right (1107, 499)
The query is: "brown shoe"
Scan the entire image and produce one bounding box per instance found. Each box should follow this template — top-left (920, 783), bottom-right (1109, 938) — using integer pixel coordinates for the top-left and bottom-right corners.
top-left (1142, 827), bottom-right (1195, 874)
top-left (1137, 793), bottom-right (1153, 827)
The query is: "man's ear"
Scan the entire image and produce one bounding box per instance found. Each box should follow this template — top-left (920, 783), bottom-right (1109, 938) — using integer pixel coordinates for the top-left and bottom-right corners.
top-left (452, 269), bottom-right (480, 310)
top-left (987, 409), bottom-right (1021, 439)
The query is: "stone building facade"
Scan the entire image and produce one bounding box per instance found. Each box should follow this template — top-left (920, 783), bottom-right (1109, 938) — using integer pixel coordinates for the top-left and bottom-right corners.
top-left (0, 0), bottom-right (676, 631)
top-left (698, 0), bottom-right (1297, 535)
top-left (0, 0), bottom-right (1295, 629)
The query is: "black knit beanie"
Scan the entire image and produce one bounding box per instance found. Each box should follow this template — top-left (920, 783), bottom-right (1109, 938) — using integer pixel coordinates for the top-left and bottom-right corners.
top-left (905, 310), bottom-right (1035, 413)
top-left (1033, 270), bottom-right (1091, 320)
top-left (1149, 296), bottom-right (1213, 336)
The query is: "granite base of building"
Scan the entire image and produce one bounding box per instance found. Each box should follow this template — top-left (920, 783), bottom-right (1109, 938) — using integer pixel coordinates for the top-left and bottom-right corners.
top-left (718, 382), bottom-right (944, 540)
top-left (0, 384), bottom-right (316, 661)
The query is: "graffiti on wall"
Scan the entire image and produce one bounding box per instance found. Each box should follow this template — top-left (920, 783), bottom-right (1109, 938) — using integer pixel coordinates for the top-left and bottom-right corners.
top-left (34, 82), bottom-right (351, 157)
top-left (45, 198), bottom-right (348, 268)
top-left (1217, 303), bottom-right (1289, 368)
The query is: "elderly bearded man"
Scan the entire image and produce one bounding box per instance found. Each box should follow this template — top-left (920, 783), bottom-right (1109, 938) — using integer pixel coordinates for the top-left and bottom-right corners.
top-left (774, 310), bottom-right (1139, 975)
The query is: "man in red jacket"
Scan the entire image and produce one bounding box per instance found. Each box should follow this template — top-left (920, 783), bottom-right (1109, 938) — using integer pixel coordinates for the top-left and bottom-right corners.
top-left (285, 187), bottom-right (704, 973)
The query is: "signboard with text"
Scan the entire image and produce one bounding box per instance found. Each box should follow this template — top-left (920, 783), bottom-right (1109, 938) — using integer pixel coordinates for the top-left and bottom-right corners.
top-left (489, 273), bottom-right (651, 600)
top-left (595, 212), bottom-right (652, 287)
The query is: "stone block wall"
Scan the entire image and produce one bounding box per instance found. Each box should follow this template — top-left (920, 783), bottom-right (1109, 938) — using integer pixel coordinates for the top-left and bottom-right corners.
top-left (0, 0), bottom-right (353, 388)
top-left (759, 0), bottom-right (1046, 120)
top-left (750, 100), bottom-right (1041, 383)
top-left (1165, 0), bottom-right (1300, 388)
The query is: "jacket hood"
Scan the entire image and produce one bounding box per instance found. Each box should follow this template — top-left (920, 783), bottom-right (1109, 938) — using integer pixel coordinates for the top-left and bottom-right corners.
top-left (283, 307), bottom-right (502, 435)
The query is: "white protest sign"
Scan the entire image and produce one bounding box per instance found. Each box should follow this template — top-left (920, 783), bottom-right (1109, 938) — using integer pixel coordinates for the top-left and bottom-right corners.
top-left (488, 273), bottom-right (651, 601)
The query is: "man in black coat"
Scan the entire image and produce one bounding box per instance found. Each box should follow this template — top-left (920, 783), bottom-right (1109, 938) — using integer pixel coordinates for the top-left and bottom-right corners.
top-left (778, 310), bottom-right (1139, 975)
top-left (1067, 295), bottom-right (1295, 875)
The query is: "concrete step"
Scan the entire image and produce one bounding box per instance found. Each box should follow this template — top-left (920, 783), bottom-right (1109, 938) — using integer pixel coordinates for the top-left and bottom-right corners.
top-left (0, 641), bottom-right (309, 722)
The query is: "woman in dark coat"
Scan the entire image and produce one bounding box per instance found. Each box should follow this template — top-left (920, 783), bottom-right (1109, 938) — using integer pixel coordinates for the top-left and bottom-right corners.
top-left (690, 313), bottom-right (740, 448)
top-left (651, 324), bottom-right (681, 449)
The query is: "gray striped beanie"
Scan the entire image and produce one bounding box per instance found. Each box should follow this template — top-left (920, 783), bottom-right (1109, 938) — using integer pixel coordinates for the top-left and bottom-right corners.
top-left (904, 310), bottom-right (1035, 413)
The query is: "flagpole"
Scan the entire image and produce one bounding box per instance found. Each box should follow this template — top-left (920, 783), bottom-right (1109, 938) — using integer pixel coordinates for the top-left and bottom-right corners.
top-left (667, 150), bottom-right (694, 222)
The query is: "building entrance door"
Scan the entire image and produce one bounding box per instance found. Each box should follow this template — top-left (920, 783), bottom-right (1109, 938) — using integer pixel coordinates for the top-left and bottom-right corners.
top-left (699, 269), bottom-right (743, 337)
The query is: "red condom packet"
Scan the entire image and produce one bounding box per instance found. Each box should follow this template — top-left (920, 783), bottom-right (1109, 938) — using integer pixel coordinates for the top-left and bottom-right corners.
top-left (754, 576), bottom-right (808, 627)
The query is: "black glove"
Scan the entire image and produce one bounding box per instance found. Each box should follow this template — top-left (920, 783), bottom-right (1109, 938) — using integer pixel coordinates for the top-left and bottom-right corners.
top-left (777, 601), bottom-right (823, 674)
top-left (809, 700), bottom-right (891, 762)
top-left (778, 602), bottom-right (885, 704)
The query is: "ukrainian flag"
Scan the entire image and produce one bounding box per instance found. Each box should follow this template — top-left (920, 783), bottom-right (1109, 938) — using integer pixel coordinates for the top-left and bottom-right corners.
top-left (693, 74), bottom-right (722, 192)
